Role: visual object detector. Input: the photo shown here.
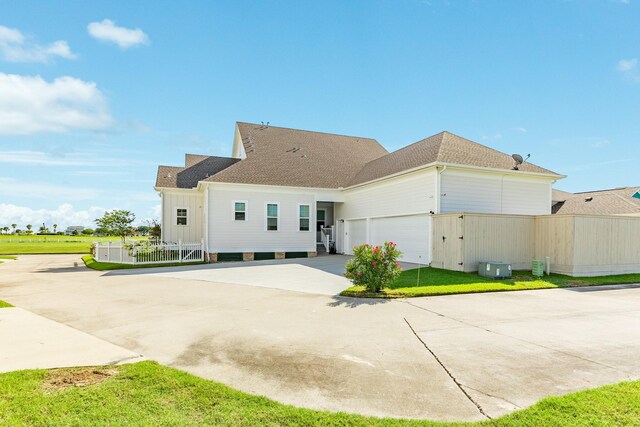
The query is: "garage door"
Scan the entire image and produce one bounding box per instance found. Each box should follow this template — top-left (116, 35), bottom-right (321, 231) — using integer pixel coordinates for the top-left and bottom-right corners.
top-left (345, 219), bottom-right (367, 254)
top-left (371, 215), bottom-right (431, 264)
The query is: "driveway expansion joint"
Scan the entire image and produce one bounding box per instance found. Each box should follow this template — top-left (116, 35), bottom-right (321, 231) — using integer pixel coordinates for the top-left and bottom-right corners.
top-left (403, 317), bottom-right (491, 420)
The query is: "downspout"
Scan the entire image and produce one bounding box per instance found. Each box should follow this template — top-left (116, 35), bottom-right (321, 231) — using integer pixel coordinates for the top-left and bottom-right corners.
top-left (160, 192), bottom-right (164, 242)
top-left (203, 185), bottom-right (210, 256)
top-left (436, 165), bottom-right (447, 214)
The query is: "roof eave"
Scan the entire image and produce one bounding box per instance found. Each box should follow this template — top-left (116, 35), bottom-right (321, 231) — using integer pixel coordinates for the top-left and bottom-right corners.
top-left (345, 161), bottom-right (565, 190)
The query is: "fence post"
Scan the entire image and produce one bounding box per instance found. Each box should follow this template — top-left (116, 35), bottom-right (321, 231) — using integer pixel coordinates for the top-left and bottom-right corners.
top-left (133, 245), bottom-right (137, 265)
top-left (201, 238), bottom-right (205, 261)
top-left (178, 240), bottom-right (183, 263)
top-left (119, 240), bottom-right (123, 263)
top-left (108, 241), bottom-right (112, 263)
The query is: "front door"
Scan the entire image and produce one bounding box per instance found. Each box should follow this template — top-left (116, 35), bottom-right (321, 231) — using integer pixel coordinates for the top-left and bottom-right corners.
top-left (316, 209), bottom-right (326, 243)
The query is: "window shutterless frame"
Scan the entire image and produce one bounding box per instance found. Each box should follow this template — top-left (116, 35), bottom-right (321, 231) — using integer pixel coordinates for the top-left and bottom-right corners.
top-left (265, 202), bottom-right (279, 231)
top-left (233, 200), bottom-right (248, 221)
top-left (298, 203), bottom-right (311, 231)
top-left (176, 208), bottom-right (188, 226)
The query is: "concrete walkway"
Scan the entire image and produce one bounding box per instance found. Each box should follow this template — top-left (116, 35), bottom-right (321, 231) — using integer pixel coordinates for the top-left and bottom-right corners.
top-left (1, 254), bottom-right (640, 422)
top-left (0, 307), bottom-right (144, 373)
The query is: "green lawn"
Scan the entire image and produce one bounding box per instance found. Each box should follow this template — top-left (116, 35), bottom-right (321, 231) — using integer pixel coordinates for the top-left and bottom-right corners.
top-left (0, 300), bottom-right (13, 308)
top-left (82, 255), bottom-right (205, 271)
top-left (0, 235), bottom-right (146, 255)
top-left (0, 361), bottom-right (638, 426)
top-left (341, 267), bottom-right (640, 298)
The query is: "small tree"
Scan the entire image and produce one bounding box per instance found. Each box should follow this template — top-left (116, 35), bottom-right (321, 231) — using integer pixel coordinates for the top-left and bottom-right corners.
top-left (26, 224), bottom-right (32, 234)
top-left (95, 210), bottom-right (135, 242)
top-left (345, 242), bottom-right (403, 293)
top-left (11, 224), bottom-right (17, 234)
top-left (53, 224), bottom-right (58, 233)
top-left (82, 228), bottom-right (95, 235)
top-left (146, 219), bottom-right (161, 243)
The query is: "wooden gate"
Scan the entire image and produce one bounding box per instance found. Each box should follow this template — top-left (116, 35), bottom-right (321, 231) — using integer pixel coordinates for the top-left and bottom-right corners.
top-left (432, 214), bottom-right (464, 271)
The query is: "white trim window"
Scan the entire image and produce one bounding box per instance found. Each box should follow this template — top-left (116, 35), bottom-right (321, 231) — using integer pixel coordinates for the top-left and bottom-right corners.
top-left (299, 204), bottom-right (310, 231)
top-left (266, 203), bottom-right (279, 231)
top-left (176, 208), bottom-right (188, 226)
top-left (234, 201), bottom-right (247, 221)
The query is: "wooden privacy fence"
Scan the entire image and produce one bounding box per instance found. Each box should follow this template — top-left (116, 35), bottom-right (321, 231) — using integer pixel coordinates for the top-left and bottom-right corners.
top-left (432, 213), bottom-right (640, 277)
top-left (93, 240), bottom-right (205, 265)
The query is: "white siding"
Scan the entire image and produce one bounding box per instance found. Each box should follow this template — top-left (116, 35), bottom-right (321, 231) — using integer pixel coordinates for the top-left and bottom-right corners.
top-left (207, 185), bottom-right (320, 252)
top-left (336, 169), bottom-right (437, 262)
top-left (338, 169), bottom-right (437, 220)
top-left (161, 190), bottom-right (204, 242)
top-left (371, 215), bottom-right (431, 263)
top-left (440, 170), bottom-right (552, 215)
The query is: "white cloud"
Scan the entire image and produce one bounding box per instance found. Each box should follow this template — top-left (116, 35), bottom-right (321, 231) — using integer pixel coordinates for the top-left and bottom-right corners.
top-left (0, 151), bottom-right (94, 166)
top-left (0, 73), bottom-right (113, 135)
top-left (617, 58), bottom-right (640, 82)
top-left (0, 203), bottom-right (105, 229)
top-left (481, 133), bottom-right (502, 141)
top-left (515, 127), bottom-right (528, 133)
top-left (617, 58), bottom-right (637, 72)
top-left (0, 25), bottom-right (76, 63)
top-left (87, 19), bottom-right (149, 48)
top-left (0, 177), bottom-right (100, 201)
top-left (591, 138), bottom-right (611, 148)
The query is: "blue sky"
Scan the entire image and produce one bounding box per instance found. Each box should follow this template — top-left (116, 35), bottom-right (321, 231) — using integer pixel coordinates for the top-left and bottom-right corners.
top-left (0, 0), bottom-right (639, 229)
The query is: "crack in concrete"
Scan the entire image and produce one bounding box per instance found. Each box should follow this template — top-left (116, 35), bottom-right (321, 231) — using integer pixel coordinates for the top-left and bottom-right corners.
top-left (108, 354), bottom-right (144, 365)
top-left (403, 317), bottom-right (492, 420)
top-left (460, 384), bottom-right (522, 409)
top-left (401, 300), bottom-right (637, 378)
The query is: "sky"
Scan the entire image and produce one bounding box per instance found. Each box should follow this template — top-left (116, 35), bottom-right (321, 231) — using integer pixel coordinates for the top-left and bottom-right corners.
top-left (0, 0), bottom-right (639, 230)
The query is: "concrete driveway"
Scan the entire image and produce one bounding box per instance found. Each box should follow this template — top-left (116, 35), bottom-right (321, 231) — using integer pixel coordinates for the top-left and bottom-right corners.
top-left (106, 255), bottom-right (417, 296)
top-left (1, 255), bottom-right (640, 422)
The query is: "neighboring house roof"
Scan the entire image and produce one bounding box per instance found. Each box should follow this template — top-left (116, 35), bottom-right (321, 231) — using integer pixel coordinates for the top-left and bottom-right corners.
top-left (552, 189), bottom-right (574, 203)
top-left (156, 156), bottom-right (240, 189)
top-left (348, 131), bottom-right (561, 186)
top-left (202, 122), bottom-right (389, 188)
top-left (552, 187), bottom-right (640, 215)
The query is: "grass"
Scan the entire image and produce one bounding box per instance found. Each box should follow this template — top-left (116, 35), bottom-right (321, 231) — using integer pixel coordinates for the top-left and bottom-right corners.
top-left (341, 267), bottom-right (640, 298)
top-left (0, 235), bottom-right (147, 255)
top-left (0, 361), bottom-right (639, 426)
top-left (82, 255), bottom-right (205, 271)
top-left (0, 300), bottom-right (13, 308)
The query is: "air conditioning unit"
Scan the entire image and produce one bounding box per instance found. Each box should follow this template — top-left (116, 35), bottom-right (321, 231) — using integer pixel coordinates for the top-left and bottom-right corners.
top-left (478, 261), bottom-right (512, 279)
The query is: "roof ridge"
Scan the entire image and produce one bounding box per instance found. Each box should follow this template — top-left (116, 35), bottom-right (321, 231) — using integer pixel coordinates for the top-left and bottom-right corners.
top-left (613, 193), bottom-right (640, 210)
top-left (574, 186), bottom-right (634, 194)
top-left (236, 121), bottom-right (380, 143)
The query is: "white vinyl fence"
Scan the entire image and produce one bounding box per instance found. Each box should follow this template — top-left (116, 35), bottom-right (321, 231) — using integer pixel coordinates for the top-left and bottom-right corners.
top-left (93, 240), bottom-right (205, 265)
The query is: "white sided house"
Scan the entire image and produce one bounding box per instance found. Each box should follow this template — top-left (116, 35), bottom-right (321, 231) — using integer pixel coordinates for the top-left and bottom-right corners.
top-left (155, 122), bottom-right (563, 264)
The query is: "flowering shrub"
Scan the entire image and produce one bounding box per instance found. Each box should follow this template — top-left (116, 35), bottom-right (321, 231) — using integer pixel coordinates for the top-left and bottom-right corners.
top-left (345, 242), bottom-right (402, 293)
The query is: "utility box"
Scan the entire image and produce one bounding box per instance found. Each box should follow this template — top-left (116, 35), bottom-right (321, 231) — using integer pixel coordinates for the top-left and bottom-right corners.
top-left (532, 260), bottom-right (545, 277)
top-left (478, 261), bottom-right (512, 279)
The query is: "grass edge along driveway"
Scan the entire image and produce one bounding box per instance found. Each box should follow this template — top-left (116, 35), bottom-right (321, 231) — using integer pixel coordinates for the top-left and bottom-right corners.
top-left (1, 361), bottom-right (640, 426)
top-left (341, 267), bottom-right (640, 298)
top-left (82, 255), bottom-right (205, 271)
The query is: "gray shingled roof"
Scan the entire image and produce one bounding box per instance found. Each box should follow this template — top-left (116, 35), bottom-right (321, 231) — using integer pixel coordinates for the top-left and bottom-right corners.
top-left (156, 156), bottom-right (239, 189)
top-left (348, 131), bottom-right (561, 186)
top-left (203, 122), bottom-right (389, 188)
top-left (157, 124), bottom-right (563, 190)
top-left (552, 187), bottom-right (640, 215)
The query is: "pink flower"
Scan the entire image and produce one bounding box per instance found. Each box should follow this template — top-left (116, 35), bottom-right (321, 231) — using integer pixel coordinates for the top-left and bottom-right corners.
top-left (394, 262), bottom-right (400, 267)
top-left (358, 271), bottom-right (363, 276)
top-left (372, 261), bottom-right (377, 266)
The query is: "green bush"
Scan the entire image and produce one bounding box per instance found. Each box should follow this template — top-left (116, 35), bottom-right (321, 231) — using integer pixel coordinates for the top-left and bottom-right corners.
top-left (345, 242), bottom-right (402, 293)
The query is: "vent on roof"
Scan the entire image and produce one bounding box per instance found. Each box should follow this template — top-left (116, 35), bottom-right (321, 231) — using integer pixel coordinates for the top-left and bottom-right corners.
top-left (585, 197), bottom-right (593, 202)
top-left (633, 191), bottom-right (640, 199)
top-left (286, 147), bottom-right (302, 153)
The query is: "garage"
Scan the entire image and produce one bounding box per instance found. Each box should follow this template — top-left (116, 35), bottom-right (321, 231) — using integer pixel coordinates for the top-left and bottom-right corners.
top-left (371, 214), bottom-right (431, 264)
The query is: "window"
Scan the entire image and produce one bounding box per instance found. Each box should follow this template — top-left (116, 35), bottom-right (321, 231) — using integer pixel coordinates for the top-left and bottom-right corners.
top-left (176, 208), bottom-right (188, 226)
top-left (234, 201), bottom-right (247, 221)
top-left (266, 203), bottom-right (278, 231)
top-left (299, 204), bottom-right (310, 231)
